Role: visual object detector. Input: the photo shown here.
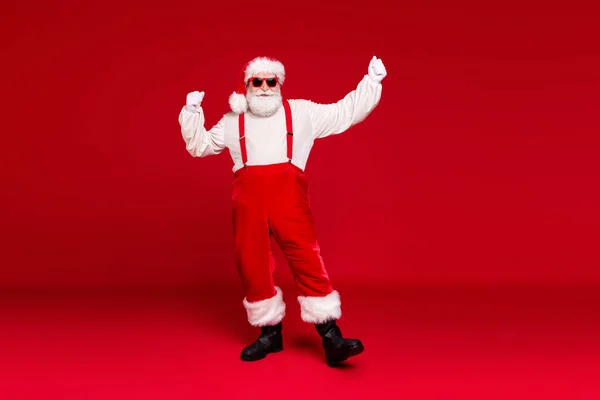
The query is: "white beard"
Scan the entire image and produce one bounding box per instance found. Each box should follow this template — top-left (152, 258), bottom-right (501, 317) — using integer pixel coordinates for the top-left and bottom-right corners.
top-left (246, 90), bottom-right (282, 117)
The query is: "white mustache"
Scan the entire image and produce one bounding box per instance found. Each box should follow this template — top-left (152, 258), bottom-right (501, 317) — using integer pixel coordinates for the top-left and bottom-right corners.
top-left (253, 90), bottom-right (275, 96)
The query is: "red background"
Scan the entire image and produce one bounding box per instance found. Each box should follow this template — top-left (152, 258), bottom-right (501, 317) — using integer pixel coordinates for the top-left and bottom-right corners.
top-left (2, 1), bottom-right (600, 398)
top-left (1, 1), bottom-right (599, 287)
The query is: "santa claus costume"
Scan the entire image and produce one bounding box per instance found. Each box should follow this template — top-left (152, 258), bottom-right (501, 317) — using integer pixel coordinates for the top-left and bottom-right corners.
top-left (178, 55), bottom-right (386, 366)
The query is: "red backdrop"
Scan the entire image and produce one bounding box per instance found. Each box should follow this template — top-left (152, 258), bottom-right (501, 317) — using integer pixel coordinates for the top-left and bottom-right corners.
top-left (1, 0), bottom-right (598, 288)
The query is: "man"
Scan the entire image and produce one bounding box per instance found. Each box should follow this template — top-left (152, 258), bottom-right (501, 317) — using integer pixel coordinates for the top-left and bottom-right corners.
top-left (178, 55), bottom-right (386, 366)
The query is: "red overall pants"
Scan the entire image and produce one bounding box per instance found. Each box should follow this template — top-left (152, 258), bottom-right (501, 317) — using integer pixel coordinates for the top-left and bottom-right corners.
top-left (233, 101), bottom-right (339, 326)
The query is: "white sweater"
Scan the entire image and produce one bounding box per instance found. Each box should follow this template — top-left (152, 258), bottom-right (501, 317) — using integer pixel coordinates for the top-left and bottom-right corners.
top-left (178, 75), bottom-right (382, 173)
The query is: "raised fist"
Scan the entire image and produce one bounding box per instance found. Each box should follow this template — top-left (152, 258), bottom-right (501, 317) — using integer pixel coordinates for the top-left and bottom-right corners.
top-left (367, 56), bottom-right (387, 83)
top-left (186, 91), bottom-right (205, 108)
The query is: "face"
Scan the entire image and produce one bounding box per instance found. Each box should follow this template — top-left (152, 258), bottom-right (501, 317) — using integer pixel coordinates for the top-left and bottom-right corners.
top-left (245, 72), bottom-right (282, 117)
top-left (247, 72), bottom-right (280, 95)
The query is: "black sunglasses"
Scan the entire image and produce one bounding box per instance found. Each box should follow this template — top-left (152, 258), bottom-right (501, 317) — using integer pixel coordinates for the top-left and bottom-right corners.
top-left (250, 77), bottom-right (278, 88)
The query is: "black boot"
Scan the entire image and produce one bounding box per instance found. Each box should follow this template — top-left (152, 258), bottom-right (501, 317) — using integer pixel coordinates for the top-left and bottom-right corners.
top-left (240, 322), bottom-right (283, 361)
top-left (315, 319), bottom-right (364, 366)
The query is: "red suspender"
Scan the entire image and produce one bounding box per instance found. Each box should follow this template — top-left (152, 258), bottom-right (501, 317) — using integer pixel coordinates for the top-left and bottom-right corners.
top-left (283, 100), bottom-right (293, 163)
top-left (238, 100), bottom-right (293, 168)
top-left (238, 112), bottom-right (248, 167)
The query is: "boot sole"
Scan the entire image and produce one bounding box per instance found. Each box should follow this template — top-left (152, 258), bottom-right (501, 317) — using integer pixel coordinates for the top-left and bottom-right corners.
top-left (240, 345), bottom-right (283, 362)
top-left (326, 343), bottom-right (364, 366)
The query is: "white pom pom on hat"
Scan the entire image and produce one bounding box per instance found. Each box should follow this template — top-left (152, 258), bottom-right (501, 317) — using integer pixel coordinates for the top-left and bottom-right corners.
top-left (228, 56), bottom-right (285, 114)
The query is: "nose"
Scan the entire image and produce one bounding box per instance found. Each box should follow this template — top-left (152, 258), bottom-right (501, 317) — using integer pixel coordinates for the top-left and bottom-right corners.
top-left (260, 80), bottom-right (269, 90)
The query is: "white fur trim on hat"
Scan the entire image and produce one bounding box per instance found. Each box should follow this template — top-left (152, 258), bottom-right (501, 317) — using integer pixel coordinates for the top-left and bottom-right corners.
top-left (244, 57), bottom-right (285, 84)
top-left (229, 92), bottom-right (248, 114)
top-left (243, 286), bottom-right (286, 327)
top-left (297, 290), bottom-right (341, 324)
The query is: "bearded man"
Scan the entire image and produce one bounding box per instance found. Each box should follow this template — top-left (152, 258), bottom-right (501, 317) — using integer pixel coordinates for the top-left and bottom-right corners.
top-left (178, 56), bottom-right (387, 366)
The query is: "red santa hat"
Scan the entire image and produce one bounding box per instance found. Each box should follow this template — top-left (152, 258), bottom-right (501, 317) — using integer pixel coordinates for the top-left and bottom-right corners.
top-left (229, 56), bottom-right (286, 114)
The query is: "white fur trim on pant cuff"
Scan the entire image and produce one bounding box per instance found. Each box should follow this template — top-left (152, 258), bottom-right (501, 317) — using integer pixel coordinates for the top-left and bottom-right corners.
top-left (243, 286), bottom-right (286, 327)
top-left (297, 290), bottom-right (341, 324)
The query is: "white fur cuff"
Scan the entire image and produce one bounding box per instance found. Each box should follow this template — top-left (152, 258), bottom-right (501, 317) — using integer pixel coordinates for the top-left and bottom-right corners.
top-left (297, 290), bottom-right (341, 324)
top-left (243, 287), bottom-right (286, 327)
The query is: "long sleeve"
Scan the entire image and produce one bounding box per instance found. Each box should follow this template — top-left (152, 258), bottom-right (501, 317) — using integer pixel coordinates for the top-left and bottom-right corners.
top-left (308, 75), bottom-right (382, 140)
top-left (178, 105), bottom-right (226, 157)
